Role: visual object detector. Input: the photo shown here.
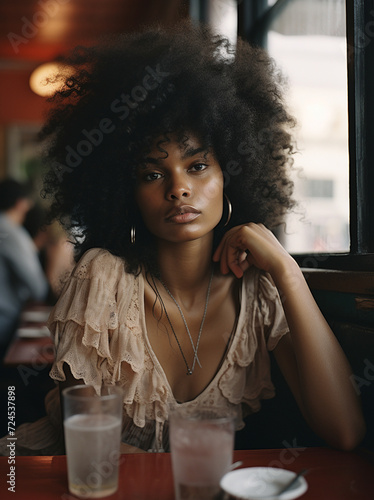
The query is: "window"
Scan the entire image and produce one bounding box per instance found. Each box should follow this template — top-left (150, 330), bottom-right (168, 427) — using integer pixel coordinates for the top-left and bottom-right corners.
top-left (240, 0), bottom-right (374, 270)
top-left (265, 1), bottom-right (349, 254)
top-left (191, 0), bottom-right (374, 270)
top-left (305, 179), bottom-right (334, 199)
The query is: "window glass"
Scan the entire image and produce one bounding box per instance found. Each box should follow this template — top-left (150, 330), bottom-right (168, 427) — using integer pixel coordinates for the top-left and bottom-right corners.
top-left (207, 0), bottom-right (237, 44)
top-left (266, 0), bottom-right (349, 253)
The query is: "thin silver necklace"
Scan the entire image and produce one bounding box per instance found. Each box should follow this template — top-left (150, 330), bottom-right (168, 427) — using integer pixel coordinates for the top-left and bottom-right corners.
top-left (158, 269), bottom-right (214, 376)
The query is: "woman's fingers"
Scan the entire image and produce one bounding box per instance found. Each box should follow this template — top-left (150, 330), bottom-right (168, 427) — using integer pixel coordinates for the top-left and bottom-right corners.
top-left (214, 223), bottom-right (294, 279)
top-left (214, 226), bottom-right (251, 277)
top-left (227, 250), bottom-right (251, 278)
top-left (224, 243), bottom-right (248, 278)
top-left (214, 223), bottom-right (286, 277)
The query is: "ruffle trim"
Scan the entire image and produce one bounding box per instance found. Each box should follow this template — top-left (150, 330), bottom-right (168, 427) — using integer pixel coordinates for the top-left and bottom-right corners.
top-left (218, 269), bottom-right (289, 407)
top-left (47, 249), bottom-right (121, 348)
top-left (49, 319), bottom-right (171, 429)
top-left (48, 248), bottom-right (171, 429)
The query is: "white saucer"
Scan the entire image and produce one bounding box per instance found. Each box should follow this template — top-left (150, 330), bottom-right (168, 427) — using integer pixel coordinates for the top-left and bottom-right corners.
top-left (220, 467), bottom-right (308, 500)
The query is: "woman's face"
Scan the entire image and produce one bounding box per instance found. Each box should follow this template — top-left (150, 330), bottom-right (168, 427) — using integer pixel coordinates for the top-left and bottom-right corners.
top-left (135, 134), bottom-right (224, 245)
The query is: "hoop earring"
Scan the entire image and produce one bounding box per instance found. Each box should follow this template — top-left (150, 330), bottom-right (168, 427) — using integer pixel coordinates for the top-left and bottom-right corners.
top-left (130, 225), bottom-right (136, 244)
top-left (223, 193), bottom-right (232, 227)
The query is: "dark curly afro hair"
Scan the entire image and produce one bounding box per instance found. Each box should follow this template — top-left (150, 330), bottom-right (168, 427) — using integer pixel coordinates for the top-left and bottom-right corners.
top-left (41, 20), bottom-right (296, 274)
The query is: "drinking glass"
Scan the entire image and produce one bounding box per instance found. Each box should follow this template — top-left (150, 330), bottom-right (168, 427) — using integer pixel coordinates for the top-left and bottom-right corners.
top-left (63, 384), bottom-right (123, 498)
top-left (169, 406), bottom-right (236, 500)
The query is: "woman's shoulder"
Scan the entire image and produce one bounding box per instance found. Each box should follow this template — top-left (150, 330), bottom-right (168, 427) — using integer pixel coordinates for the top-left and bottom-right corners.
top-left (48, 248), bottom-right (138, 328)
top-left (72, 247), bottom-right (126, 278)
top-left (65, 247), bottom-right (139, 296)
top-left (75, 247), bottom-right (122, 267)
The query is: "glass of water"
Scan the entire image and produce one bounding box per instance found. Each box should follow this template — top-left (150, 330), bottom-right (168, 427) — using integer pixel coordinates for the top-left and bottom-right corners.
top-left (63, 384), bottom-right (123, 498)
top-left (169, 406), bottom-right (236, 500)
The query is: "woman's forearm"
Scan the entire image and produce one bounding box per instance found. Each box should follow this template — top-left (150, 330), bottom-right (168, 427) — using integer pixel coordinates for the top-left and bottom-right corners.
top-left (273, 260), bottom-right (366, 450)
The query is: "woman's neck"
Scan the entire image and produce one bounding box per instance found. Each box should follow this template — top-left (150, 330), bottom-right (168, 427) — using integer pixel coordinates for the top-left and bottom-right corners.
top-left (156, 237), bottom-right (214, 306)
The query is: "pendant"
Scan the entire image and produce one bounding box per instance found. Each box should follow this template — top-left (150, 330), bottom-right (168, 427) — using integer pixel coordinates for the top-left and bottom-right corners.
top-left (187, 368), bottom-right (193, 375)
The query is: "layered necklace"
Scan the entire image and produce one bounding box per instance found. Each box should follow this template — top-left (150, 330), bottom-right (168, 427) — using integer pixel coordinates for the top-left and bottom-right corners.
top-left (153, 269), bottom-right (214, 376)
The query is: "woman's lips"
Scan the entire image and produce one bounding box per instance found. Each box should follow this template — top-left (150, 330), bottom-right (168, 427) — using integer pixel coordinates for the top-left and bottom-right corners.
top-left (167, 212), bottom-right (201, 223)
top-left (165, 205), bottom-right (201, 223)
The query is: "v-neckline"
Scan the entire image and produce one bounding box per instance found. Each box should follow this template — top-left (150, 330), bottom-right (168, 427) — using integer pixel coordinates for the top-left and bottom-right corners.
top-left (138, 272), bottom-right (246, 405)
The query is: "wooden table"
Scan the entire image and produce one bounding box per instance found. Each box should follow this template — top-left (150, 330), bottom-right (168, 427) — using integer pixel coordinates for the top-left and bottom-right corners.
top-left (3, 336), bottom-right (54, 367)
top-left (3, 304), bottom-right (54, 367)
top-left (1, 447), bottom-right (373, 499)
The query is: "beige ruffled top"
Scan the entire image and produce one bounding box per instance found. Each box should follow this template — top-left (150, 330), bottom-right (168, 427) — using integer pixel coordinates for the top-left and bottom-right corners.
top-left (0, 247), bottom-right (289, 456)
top-left (47, 248), bottom-right (289, 452)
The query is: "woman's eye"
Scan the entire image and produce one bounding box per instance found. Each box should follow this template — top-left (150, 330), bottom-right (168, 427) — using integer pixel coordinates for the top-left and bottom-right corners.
top-left (190, 163), bottom-right (208, 172)
top-left (144, 172), bottom-right (162, 181)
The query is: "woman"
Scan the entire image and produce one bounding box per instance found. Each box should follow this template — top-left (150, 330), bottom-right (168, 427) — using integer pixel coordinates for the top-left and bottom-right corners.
top-left (1, 21), bottom-right (365, 455)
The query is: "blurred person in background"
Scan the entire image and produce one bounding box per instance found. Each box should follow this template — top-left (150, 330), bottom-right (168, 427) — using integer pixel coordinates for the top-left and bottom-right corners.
top-left (0, 179), bottom-right (48, 355)
top-left (23, 204), bottom-right (75, 300)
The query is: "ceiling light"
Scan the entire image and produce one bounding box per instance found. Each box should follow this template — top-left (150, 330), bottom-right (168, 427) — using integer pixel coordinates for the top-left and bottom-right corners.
top-left (29, 62), bottom-right (69, 97)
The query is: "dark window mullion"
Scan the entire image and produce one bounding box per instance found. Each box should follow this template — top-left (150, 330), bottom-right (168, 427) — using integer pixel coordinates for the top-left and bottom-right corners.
top-left (238, 0), bottom-right (291, 46)
top-left (238, 0), bottom-right (271, 45)
top-left (346, 0), bottom-right (374, 255)
top-left (346, 0), bottom-right (358, 254)
top-left (189, 0), bottom-right (209, 23)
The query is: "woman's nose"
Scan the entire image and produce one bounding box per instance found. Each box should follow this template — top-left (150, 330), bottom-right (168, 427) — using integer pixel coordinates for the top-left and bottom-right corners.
top-left (165, 172), bottom-right (191, 200)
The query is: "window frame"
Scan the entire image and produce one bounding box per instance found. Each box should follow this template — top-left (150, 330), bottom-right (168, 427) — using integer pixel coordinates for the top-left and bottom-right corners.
top-left (237, 0), bottom-right (374, 272)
